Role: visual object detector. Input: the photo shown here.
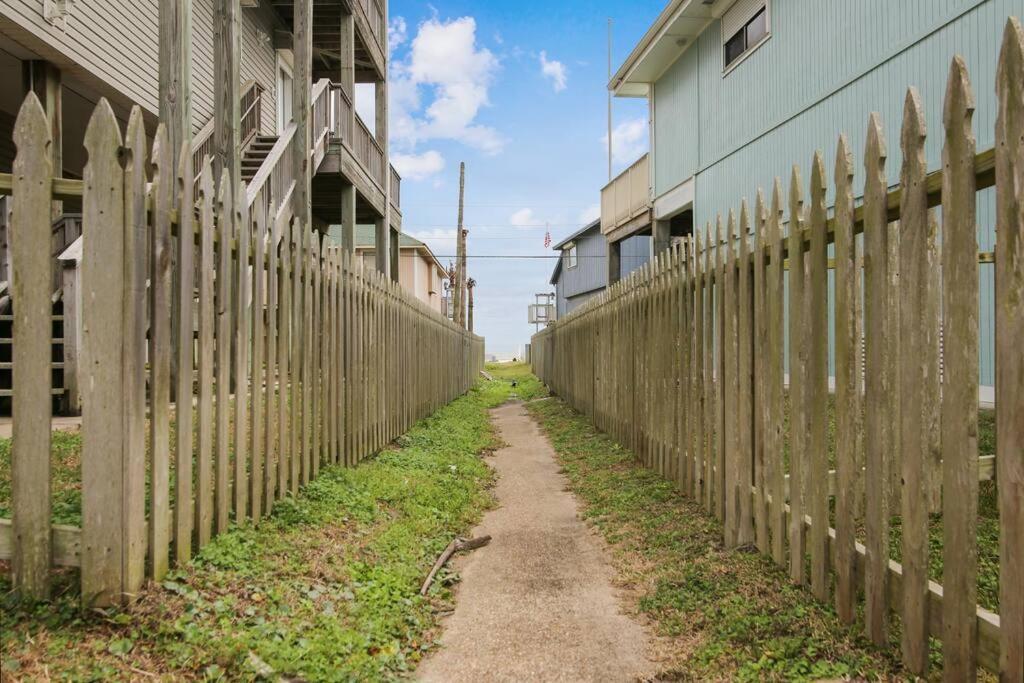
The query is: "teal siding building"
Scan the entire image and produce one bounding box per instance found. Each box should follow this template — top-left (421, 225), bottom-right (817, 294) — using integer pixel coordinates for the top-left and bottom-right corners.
top-left (611, 0), bottom-right (1024, 395)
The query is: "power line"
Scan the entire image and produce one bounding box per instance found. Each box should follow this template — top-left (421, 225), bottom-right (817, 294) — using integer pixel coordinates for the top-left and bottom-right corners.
top-left (434, 254), bottom-right (611, 259)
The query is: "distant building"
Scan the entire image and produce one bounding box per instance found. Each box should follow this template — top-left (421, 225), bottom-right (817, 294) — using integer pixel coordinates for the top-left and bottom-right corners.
top-left (347, 225), bottom-right (447, 315)
top-left (549, 220), bottom-right (650, 319)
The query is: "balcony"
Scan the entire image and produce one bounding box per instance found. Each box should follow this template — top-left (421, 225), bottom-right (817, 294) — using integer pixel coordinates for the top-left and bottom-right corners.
top-left (600, 153), bottom-right (652, 239)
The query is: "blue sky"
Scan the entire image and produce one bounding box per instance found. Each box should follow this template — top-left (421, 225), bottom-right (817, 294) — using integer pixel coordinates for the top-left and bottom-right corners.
top-left (368, 0), bottom-right (664, 357)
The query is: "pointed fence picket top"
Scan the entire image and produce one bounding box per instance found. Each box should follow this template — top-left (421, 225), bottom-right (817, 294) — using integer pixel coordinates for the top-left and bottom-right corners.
top-left (529, 14), bottom-right (1024, 679)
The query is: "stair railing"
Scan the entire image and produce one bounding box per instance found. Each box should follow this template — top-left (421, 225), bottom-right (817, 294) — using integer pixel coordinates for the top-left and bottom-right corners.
top-left (191, 80), bottom-right (262, 190)
top-left (246, 79), bottom-right (331, 214)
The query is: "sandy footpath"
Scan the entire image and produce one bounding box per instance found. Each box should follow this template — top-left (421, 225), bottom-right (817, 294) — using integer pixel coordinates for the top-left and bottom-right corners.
top-left (417, 401), bottom-right (654, 682)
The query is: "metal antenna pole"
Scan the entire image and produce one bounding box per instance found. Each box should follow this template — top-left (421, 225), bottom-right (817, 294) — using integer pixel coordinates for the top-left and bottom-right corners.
top-left (607, 17), bottom-right (613, 182)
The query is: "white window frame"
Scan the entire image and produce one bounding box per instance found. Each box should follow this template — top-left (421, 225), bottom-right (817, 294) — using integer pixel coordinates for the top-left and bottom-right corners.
top-left (722, 0), bottom-right (771, 76)
top-left (276, 50), bottom-right (294, 134)
top-left (565, 242), bottom-right (578, 269)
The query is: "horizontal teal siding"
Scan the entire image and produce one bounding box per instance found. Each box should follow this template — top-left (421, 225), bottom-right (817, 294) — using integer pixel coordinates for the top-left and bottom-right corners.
top-left (649, 0), bottom-right (1021, 387)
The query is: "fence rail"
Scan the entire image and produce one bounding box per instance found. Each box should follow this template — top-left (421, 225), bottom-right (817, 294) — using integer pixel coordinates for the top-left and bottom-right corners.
top-left (1, 89), bottom-right (483, 606)
top-left (533, 18), bottom-right (1023, 679)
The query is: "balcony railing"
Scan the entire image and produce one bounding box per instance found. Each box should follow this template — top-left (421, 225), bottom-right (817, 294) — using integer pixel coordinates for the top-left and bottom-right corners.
top-left (390, 165), bottom-right (401, 211)
top-left (600, 153), bottom-right (651, 235)
top-left (353, 114), bottom-right (385, 191)
top-left (356, 0), bottom-right (385, 52)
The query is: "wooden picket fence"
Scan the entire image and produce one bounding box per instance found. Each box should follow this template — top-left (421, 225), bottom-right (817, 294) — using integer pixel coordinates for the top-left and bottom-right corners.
top-left (532, 18), bottom-right (1023, 679)
top-left (0, 92), bottom-right (483, 607)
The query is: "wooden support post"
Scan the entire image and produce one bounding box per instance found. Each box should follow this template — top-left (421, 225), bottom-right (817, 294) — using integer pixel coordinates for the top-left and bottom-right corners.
top-left (159, 0), bottom-right (192, 406)
top-left (374, 216), bottom-right (389, 276)
top-left (22, 61), bottom-right (62, 221)
top-left (390, 226), bottom-right (399, 283)
top-left (608, 238), bottom-right (621, 285)
top-left (339, 11), bottom-right (355, 102)
top-left (340, 183), bottom-right (356, 251)
top-left (653, 218), bottom-right (671, 256)
top-left (213, 0), bottom-right (240, 193)
top-left (292, 0), bottom-right (312, 227)
top-left (159, 0), bottom-right (192, 161)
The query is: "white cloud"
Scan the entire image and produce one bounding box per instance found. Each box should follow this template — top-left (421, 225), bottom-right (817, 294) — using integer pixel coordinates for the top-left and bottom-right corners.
top-left (602, 117), bottom-right (649, 166)
top-left (509, 208), bottom-right (542, 228)
top-left (409, 228), bottom-right (458, 242)
top-left (579, 203), bottom-right (601, 224)
top-left (389, 16), bottom-right (504, 156)
top-left (539, 51), bottom-right (567, 92)
top-left (389, 17), bottom-right (408, 53)
top-left (392, 150), bottom-right (446, 181)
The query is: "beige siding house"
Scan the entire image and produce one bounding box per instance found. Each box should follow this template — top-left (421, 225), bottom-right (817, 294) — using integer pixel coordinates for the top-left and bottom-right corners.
top-left (0, 0), bottom-right (281, 177)
top-left (0, 0), bottom-right (405, 414)
top-left (352, 225), bottom-right (447, 315)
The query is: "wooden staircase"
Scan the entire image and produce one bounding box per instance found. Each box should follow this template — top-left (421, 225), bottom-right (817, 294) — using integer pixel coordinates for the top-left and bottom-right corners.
top-left (242, 135), bottom-right (278, 183)
top-left (0, 284), bottom-right (67, 413)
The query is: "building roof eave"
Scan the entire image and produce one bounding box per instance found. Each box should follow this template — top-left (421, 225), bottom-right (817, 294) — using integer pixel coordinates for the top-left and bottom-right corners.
top-left (609, 0), bottom-right (726, 97)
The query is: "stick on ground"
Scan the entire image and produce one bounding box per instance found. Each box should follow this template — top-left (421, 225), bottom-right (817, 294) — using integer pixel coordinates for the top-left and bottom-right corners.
top-left (420, 535), bottom-right (492, 596)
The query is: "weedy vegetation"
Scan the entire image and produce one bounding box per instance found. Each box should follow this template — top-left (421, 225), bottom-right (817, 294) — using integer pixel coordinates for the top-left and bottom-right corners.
top-left (0, 371), bottom-right (520, 681)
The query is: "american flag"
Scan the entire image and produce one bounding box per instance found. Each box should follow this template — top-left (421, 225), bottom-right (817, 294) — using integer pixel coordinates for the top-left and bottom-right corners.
top-left (544, 230), bottom-right (551, 248)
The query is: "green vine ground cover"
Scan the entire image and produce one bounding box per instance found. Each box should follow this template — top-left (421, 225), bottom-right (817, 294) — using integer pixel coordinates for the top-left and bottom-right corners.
top-left (0, 368), bottom-right (533, 681)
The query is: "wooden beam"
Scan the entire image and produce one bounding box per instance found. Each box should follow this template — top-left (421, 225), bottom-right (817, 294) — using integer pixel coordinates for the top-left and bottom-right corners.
top-left (159, 0), bottom-right (192, 161)
top-left (22, 61), bottom-right (62, 220)
top-left (292, 0), bottom-right (312, 226)
top-left (213, 0), bottom-right (240, 193)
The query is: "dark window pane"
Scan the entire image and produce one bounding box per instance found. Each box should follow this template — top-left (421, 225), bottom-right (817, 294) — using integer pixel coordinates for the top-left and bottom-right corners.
top-left (724, 29), bottom-right (746, 66)
top-left (746, 8), bottom-right (767, 46)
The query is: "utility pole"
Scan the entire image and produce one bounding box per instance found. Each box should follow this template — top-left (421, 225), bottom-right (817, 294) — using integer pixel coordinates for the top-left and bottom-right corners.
top-left (467, 278), bottom-right (476, 333)
top-left (454, 162), bottom-right (467, 329)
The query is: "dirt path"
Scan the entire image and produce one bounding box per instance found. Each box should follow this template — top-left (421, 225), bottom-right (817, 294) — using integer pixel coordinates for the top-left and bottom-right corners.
top-left (417, 402), bottom-right (655, 682)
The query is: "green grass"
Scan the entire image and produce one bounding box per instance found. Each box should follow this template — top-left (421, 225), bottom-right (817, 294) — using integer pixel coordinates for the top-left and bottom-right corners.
top-left (516, 368), bottom-right (904, 681)
top-left (0, 376), bottom-right (518, 681)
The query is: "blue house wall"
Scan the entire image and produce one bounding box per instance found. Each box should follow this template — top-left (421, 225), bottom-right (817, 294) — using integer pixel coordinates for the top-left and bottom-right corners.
top-left (646, 0), bottom-right (1022, 390)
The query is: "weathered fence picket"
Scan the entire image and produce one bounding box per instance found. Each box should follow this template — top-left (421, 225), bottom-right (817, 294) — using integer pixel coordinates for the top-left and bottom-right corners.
top-left (0, 81), bottom-right (483, 608)
top-left (11, 94), bottom-right (53, 600)
top-left (531, 18), bottom-right (1023, 677)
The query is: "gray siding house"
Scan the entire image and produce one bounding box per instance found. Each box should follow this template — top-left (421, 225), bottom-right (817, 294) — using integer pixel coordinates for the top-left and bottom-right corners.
top-left (550, 221), bottom-right (606, 319)
top-left (550, 220), bottom-right (651, 318)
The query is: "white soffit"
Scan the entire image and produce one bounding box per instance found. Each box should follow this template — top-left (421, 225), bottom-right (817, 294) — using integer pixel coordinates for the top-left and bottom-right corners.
top-left (611, 0), bottom-right (731, 98)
